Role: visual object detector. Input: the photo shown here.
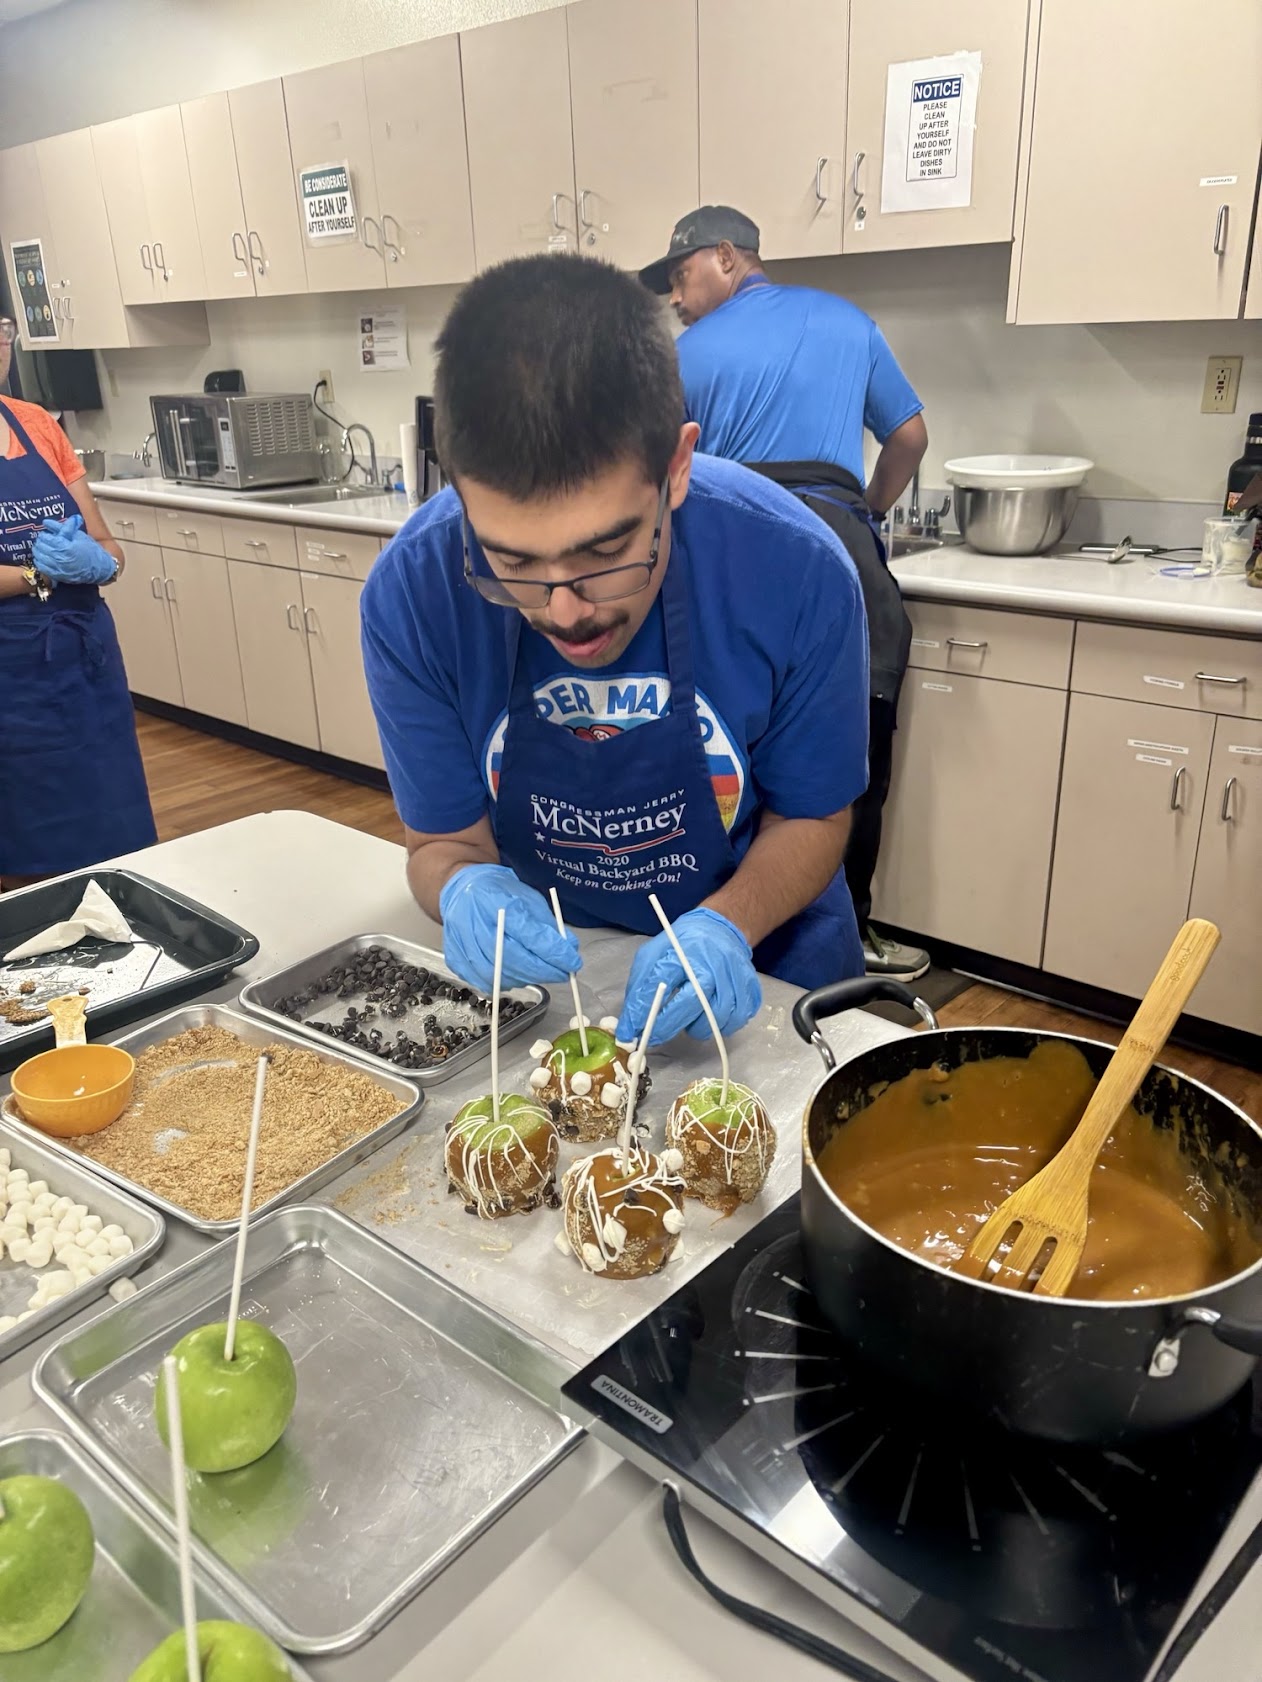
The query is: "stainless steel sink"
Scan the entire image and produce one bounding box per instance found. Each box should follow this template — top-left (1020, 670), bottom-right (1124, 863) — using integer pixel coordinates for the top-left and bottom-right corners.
top-left (889, 533), bottom-right (946, 559)
top-left (249, 483), bottom-right (386, 505)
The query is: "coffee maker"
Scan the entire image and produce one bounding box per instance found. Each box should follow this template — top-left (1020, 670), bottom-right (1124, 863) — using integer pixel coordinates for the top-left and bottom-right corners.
top-left (415, 397), bottom-right (445, 500)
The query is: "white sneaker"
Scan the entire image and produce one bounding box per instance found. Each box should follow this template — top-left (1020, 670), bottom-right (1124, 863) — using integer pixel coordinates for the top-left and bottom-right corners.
top-left (862, 926), bottom-right (930, 983)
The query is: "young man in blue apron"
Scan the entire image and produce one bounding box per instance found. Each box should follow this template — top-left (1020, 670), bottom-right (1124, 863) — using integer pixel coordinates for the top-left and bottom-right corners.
top-left (640, 207), bottom-right (930, 984)
top-left (361, 255), bottom-right (869, 1047)
top-left (0, 319), bottom-right (156, 886)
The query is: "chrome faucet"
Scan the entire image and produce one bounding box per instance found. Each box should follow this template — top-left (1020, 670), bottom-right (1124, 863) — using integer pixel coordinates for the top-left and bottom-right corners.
top-left (340, 422), bottom-right (379, 487)
top-left (135, 430), bottom-right (157, 469)
top-left (908, 468), bottom-right (921, 529)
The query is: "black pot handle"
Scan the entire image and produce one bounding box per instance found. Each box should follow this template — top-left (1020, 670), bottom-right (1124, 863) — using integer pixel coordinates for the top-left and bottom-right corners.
top-left (792, 978), bottom-right (938, 1067)
top-left (1206, 1310), bottom-right (1262, 1357)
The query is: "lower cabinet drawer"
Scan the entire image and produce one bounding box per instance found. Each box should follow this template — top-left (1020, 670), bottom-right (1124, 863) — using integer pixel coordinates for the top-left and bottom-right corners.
top-left (905, 600), bottom-right (1074, 689)
top-left (1072, 620), bottom-right (1262, 720)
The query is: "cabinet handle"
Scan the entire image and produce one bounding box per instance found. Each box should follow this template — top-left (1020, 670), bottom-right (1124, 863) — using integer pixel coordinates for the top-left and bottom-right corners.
top-left (149, 575), bottom-right (164, 599)
top-left (578, 188), bottom-right (594, 230)
top-left (140, 242), bottom-right (153, 274)
top-left (1194, 671), bottom-right (1245, 686)
top-left (232, 230), bottom-right (248, 267)
top-left (851, 150), bottom-right (866, 199)
top-left (62, 295), bottom-right (73, 324)
top-left (163, 577), bottom-right (176, 602)
top-left (244, 538), bottom-right (266, 550)
top-left (1213, 203), bottom-right (1229, 257)
top-left (316, 549), bottom-right (347, 560)
top-left (1169, 766), bottom-right (1187, 812)
top-left (303, 605), bottom-right (319, 635)
top-left (153, 240), bottom-right (169, 280)
top-left (286, 602), bottom-right (301, 630)
top-left (814, 156), bottom-right (829, 205)
top-left (362, 215), bottom-right (383, 254)
top-left (247, 230), bottom-right (266, 276)
top-left (1221, 776), bottom-right (1238, 822)
top-left (946, 637), bottom-right (988, 650)
top-left (176, 528), bottom-right (197, 539)
top-left (381, 212), bottom-right (405, 260)
top-left (117, 519), bottom-right (135, 531)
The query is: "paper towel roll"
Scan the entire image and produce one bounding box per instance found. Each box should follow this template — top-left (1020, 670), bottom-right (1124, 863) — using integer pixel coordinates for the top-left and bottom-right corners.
top-left (400, 421), bottom-right (420, 506)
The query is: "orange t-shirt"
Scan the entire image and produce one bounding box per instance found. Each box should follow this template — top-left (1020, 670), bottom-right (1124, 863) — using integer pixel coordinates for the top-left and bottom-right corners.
top-left (1, 397), bottom-right (85, 488)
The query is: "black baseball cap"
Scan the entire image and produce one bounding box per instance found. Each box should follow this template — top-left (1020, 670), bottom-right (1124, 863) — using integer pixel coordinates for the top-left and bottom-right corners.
top-left (638, 206), bottom-right (761, 295)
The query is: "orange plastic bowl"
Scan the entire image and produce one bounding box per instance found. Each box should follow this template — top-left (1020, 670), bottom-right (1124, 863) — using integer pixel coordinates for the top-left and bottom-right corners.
top-left (10, 1044), bottom-right (136, 1137)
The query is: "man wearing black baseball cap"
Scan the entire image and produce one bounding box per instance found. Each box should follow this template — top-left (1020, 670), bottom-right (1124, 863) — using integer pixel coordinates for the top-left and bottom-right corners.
top-left (640, 204), bottom-right (929, 984)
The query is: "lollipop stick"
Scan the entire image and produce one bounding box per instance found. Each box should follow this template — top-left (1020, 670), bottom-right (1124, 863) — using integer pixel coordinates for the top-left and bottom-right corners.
top-left (490, 907), bottom-right (506, 1126)
top-left (162, 1355), bottom-right (202, 1682)
top-left (548, 886), bottom-right (588, 1055)
top-left (648, 893), bottom-right (731, 1106)
top-left (224, 1053), bottom-right (269, 1364)
top-left (619, 980), bottom-right (667, 1172)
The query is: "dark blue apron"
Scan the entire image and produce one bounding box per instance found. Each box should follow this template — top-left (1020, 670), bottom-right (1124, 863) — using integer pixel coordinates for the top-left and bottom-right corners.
top-left (0, 398), bottom-right (156, 876)
top-left (492, 521), bottom-right (863, 990)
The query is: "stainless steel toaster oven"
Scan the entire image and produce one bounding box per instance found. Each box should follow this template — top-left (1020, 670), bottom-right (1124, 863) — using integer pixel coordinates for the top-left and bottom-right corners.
top-left (149, 392), bottom-right (321, 490)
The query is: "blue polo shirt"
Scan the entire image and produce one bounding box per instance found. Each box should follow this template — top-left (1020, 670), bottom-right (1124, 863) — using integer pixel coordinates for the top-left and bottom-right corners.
top-left (360, 455), bottom-right (869, 875)
top-left (677, 279), bottom-right (923, 485)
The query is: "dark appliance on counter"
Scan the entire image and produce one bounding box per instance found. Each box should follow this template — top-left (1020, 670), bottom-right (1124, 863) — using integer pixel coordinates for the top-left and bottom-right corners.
top-left (149, 392), bottom-right (321, 490)
top-left (203, 368), bottom-right (246, 394)
top-left (416, 395), bottom-right (445, 501)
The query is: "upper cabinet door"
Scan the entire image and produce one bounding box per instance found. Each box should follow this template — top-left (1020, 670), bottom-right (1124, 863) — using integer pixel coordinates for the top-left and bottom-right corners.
top-left (35, 129), bottom-right (129, 348)
top-left (698, 0), bottom-right (848, 260)
top-left (843, 0), bottom-right (1029, 255)
top-left (181, 93), bottom-right (254, 300)
top-left (133, 106), bottom-right (208, 303)
top-left (566, 0), bottom-right (700, 271)
top-left (229, 81), bottom-right (309, 298)
top-left (1012, 0), bottom-right (1262, 323)
top-left (92, 118), bottom-right (155, 305)
top-left (282, 59), bottom-right (386, 292)
top-left (364, 36), bottom-right (475, 288)
top-left (461, 9), bottom-right (578, 269)
top-left (0, 143), bottom-right (65, 347)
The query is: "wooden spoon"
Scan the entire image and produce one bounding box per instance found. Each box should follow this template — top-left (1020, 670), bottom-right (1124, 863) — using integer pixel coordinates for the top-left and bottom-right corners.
top-left (958, 918), bottom-right (1221, 1297)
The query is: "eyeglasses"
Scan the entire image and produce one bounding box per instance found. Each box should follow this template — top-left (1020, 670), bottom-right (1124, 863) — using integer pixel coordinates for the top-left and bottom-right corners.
top-left (463, 477), bottom-right (671, 609)
top-left (0, 321), bottom-right (16, 345)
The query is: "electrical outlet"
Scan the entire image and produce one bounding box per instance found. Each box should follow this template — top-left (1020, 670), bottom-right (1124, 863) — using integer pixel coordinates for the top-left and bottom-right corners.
top-left (316, 368), bottom-right (334, 405)
top-left (1201, 355), bottom-right (1242, 414)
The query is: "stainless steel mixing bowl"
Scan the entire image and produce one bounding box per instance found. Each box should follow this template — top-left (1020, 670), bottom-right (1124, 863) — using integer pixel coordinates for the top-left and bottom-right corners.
top-left (954, 483), bottom-right (1081, 555)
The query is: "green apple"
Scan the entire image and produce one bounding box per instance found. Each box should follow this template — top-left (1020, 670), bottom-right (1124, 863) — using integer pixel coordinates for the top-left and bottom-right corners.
top-left (548, 1026), bottom-right (620, 1077)
top-left (0, 1474), bottom-right (94, 1652)
top-left (157, 1320), bottom-right (296, 1475)
top-left (128, 1619), bottom-right (290, 1680)
top-left (453, 1091), bottom-right (553, 1147)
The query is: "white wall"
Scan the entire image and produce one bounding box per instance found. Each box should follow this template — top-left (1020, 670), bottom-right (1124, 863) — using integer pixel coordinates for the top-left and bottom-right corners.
top-left (3, 0), bottom-right (1260, 502)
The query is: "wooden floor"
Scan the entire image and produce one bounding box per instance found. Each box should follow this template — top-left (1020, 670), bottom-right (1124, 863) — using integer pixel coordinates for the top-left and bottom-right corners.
top-left (136, 713), bottom-right (1260, 1119)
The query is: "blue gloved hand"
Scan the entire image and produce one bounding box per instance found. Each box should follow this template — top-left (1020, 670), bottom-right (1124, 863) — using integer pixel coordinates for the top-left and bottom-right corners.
top-left (32, 515), bottom-right (117, 584)
top-left (439, 864), bottom-right (582, 993)
top-left (616, 908), bottom-right (762, 1048)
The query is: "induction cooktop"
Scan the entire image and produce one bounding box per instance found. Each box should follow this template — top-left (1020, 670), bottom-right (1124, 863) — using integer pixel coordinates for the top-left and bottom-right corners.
top-left (563, 1197), bottom-right (1262, 1682)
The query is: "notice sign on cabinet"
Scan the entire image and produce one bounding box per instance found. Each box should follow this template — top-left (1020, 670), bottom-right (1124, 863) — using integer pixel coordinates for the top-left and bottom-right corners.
top-left (300, 162), bottom-right (359, 242)
top-left (881, 52), bottom-right (982, 216)
top-left (9, 238), bottom-right (57, 341)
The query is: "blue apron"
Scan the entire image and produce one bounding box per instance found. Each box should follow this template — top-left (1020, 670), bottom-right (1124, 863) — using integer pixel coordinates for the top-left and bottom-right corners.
top-left (0, 398), bottom-right (156, 876)
top-left (492, 524), bottom-right (863, 991)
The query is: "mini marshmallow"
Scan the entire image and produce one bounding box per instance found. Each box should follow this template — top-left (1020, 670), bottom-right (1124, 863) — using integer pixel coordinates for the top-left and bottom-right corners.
top-left (56, 1214), bottom-right (81, 1234)
top-left (87, 1236), bottom-right (112, 1258)
top-left (26, 1240), bottom-right (52, 1269)
top-left (599, 1016), bottom-right (619, 1034)
top-left (568, 1014), bottom-right (591, 1030)
top-left (601, 1215), bottom-right (627, 1253)
top-left (70, 1204), bottom-right (88, 1219)
top-left (8, 1235), bottom-right (31, 1262)
top-left (16, 1309), bottom-right (37, 1322)
top-left (100, 1224), bottom-right (125, 1242)
top-left (0, 1147), bottom-right (11, 1169)
top-left (7, 1201), bottom-right (32, 1228)
top-left (79, 1214), bottom-right (103, 1236)
top-left (32, 1191), bottom-right (54, 1213)
top-left (51, 1197), bottom-right (73, 1217)
top-left (662, 1148), bottom-right (685, 1174)
top-left (554, 1229), bottom-right (571, 1256)
top-left (570, 1071), bottom-right (593, 1097)
top-left (528, 1038), bottom-right (553, 1060)
top-left (662, 1208), bottom-right (685, 1235)
top-left (26, 1180), bottom-right (48, 1199)
top-left (38, 1271), bottom-right (75, 1299)
top-left (87, 1255), bottom-right (113, 1277)
top-left (580, 1241), bottom-right (607, 1273)
top-left (108, 1278), bottom-right (139, 1304)
top-left (528, 1067), bottom-right (551, 1091)
top-left (107, 1236), bottom-right (133, 1260)
top-left (0, 1315), bottom-right (15, 1333)
top-left (600, 1082), bottom-right (624, 1109)
top-left (33, 1216), bottom-right (55, 1233)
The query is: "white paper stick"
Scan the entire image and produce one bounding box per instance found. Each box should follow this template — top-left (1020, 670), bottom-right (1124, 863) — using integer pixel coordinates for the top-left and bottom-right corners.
top-left (619, 980), bottom-right (666, 1172)
top-left (648, 893), bottom-right (731, 1106)
top-left (490, 908), bottom-right (506, 1126)
top-left (163, 1355), bottom-right (202, 1682)
top-left (549, 886), bottom-right (588, 1055)
top-left (224, 1053), bottom-right (268, 1363)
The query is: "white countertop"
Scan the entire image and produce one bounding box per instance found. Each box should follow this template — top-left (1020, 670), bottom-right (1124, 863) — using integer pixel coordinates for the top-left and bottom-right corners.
top-left (92, 477), bottom-right (1262, 637)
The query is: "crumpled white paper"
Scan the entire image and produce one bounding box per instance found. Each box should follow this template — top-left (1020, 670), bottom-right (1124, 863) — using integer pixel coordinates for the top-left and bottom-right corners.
top-left (3, 879), bottom-right (135, 961)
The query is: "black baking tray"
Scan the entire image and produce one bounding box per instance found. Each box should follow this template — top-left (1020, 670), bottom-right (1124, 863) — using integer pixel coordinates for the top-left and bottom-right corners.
top-left (0, 869), bottom-right (259, 1070)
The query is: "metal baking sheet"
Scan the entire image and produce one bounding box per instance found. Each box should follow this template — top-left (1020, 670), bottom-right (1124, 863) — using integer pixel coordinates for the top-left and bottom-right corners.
top-left (0, 1119), bottom-right (163, 1361)
top-left (2, 1004), bottom-right (423, 1236)
top-left (238, 933), bottom-right (548, 1086)
top-left (0, 869), bottom-right (259, 1069)
top-left (0, 1430), bottom-right (315, 1682)
top-left (34, 1204), bottom-right (582, 1655)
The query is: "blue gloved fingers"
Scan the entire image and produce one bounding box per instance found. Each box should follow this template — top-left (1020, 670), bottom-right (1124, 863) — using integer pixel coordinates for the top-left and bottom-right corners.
top-left (647, 974), bottom-right (709, 1046)
top-left (500, 897), bottom-right (581, 987)
top-left (438, 863), bottom-right (583, 993)
top-left (39, 514), bottom-right (83, 536)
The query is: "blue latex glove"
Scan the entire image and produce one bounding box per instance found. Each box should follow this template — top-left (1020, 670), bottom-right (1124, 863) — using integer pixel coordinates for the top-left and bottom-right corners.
top-left (32, 515), bottom-right (117, 584)
top-left (439, 864), bottom-right (581, 993)
top-left (616, 908), bottom-right (761, 1048)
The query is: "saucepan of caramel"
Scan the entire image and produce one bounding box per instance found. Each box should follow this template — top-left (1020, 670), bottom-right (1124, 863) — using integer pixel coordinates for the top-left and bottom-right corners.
top-left (793, 977), bottom-right (1262, 1445)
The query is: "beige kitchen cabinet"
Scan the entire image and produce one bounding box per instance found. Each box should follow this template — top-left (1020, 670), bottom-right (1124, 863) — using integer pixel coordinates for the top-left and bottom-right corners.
top-left (0, 143), bottom-right (64, 347)
top-left (698, 0), bottom-right (848, 260)
top-left (1187, 724), bottom-right (1262, 1035)
top-left (1010, 0), bottom-right (1262, 323)
top-left (363, 37), bottom-right (475, 287)
top-left (461, 9), bottom-right (578, 268)
top-left (228, 559), bottom-right (320, 750)
top-left (281, 59), bottom-right (386, 292)
top-left (92, 108), bottom-right (207, 305)
top-left (300, 570), bottom-right (384, 769)
top-left (107, 545), bottom-right (183, 708)
top-left (160, 548), bottom-right (247, 727)
top-left (1044, 696), bottom-right (1215, 996)
top-left (182, 84), bottom-right (308, 301)
top-left (31, 129), bottom-right (126, 347)
top-left (566, 0), bottom-right (699, 271)
top-left (873, 670), bottom-right (1066, 966)
top-left (843, 0), bottom-right (1029, 254)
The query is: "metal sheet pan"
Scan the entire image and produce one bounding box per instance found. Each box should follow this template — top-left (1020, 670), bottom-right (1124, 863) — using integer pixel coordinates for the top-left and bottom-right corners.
top-left (0, 1120), bottom-right (164, 1361)
top-left (34, 1204), bottom-right (582, 1655)
top-left (238, 933), bottom-right (548, 1086)
top-left (0, 869), bottom-right (259, 1069)
top-left (2, 1004), bottom-right (423, 1235)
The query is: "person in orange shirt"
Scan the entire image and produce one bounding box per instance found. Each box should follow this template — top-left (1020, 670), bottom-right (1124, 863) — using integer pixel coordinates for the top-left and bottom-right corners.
top-left (0, 316), bottom-right (156, 887)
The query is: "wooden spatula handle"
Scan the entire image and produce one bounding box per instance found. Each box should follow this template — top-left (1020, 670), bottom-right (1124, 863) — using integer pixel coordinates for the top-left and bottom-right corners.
top-left (1068, 918), bottom-right (1220, 1167)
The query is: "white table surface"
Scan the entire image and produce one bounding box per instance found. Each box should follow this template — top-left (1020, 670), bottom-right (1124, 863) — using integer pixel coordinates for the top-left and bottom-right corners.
top-left (4, 811), bottom-right (1258, 1682)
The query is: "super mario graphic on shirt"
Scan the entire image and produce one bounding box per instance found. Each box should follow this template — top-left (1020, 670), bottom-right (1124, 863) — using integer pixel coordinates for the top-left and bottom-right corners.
top-left (483, 672), bottom-right (747, 830)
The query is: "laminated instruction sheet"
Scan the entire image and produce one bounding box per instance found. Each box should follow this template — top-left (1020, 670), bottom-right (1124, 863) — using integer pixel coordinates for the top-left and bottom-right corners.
top-left (882, 52), bottom-right (983, 215)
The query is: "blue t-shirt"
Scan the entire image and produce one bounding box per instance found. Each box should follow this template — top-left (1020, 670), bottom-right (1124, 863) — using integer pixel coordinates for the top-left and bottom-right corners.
top-left (361, 455), bottom-right (869, 872)
top-left (677, 279), bottom-right (923, 485)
